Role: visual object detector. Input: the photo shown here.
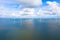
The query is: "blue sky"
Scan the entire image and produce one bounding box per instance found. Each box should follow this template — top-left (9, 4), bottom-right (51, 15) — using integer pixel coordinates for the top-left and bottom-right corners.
top-left (43, 0), bottom-right (60, 2)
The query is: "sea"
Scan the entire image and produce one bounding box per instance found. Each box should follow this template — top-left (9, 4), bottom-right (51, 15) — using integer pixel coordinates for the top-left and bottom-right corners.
top-left (0, 18), bottom-right (60, 40)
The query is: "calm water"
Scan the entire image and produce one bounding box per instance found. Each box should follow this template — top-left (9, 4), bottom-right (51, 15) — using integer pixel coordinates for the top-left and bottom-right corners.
top-left (0, 18), bottom-right (60, 40)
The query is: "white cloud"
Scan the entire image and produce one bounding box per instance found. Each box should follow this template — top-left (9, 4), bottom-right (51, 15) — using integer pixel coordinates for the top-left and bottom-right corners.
top-left (0, 7), bottom-right (36, 18)
top-left (47, 1), bottom-right (60, 16)
top-left (0, 0), bottom-right (42, 7)
top-left (15, 0), bottom-right (42, 6)
top-left (0, 1), bottom-right (60, 18)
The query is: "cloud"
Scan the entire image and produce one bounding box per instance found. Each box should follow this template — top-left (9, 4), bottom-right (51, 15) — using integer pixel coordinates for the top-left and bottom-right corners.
top-left (15, 0), bottom-right (42, 6)
top-left (0, 1), bottom-right (60, 18)
top-left (46, 1), bottom-right (60, 16)
top-left (0, 0), bottom-right (42, 7)
top-left (0, 7), bottom-right (36, 18)
top-left (36, 1), bottom-right (60, 18)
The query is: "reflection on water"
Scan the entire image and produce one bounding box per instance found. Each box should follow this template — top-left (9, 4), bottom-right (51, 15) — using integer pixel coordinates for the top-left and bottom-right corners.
top-left (0, 18), bottom-right (60, 40)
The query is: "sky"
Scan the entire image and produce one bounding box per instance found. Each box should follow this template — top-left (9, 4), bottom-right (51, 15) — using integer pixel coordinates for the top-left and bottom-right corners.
top-left (0, 0), bottom-right (60, 18)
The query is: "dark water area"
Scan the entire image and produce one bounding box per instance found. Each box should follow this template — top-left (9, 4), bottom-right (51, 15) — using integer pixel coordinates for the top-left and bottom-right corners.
top-left (0, 18), bottom-right (60, 40)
